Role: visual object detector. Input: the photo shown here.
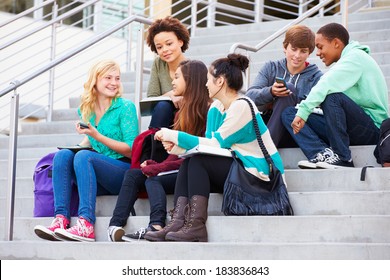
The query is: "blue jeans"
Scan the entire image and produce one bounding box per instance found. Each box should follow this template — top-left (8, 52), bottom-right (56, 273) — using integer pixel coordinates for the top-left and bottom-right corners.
top-left (149, 101), bottom-right (176, 129)
top-left (267, 92), bottom-right (299, 148)
top-left (109, 168), bottom-right (176, 228)
top-left (282, 93), bottom-right (379, 161)
top-left (53, 149), bottom-right (130, 224)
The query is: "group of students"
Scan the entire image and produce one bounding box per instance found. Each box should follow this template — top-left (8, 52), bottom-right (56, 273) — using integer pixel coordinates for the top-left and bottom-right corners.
top-left (34, 16), bottom-right (389, 243)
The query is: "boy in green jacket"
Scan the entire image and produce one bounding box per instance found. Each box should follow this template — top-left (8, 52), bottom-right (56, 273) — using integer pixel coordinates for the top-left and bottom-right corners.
top-left (281, 22), bottom-right (389, 169)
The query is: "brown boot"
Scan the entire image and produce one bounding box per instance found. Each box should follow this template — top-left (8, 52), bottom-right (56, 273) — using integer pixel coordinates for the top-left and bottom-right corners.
top-left (144, 196), bottom-right (188, 241)
top-left (165, 195), bottom-right (208, 242)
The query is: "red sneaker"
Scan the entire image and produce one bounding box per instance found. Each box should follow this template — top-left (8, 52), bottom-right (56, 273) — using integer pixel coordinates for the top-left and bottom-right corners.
top-left (55, 217), bottom-right (95, 242)
top-left (34, 215), bottom-right (70, 241)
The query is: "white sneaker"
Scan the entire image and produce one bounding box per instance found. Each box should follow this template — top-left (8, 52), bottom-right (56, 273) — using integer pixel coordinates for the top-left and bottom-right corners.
top-left (107, 226), bottom-right (125, 242)
top-left (298, 148), bottom-right (335, 169)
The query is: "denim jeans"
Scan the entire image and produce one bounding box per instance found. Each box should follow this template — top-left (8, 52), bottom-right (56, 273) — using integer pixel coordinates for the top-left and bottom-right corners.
top-left (149, 101), bottom-right (176, 129)
top-left (53, 149), bottom-right (130, 224)
top-left (267, 93), bottom-right (299, 148)
top-left (281, 107), bottom-right (328, 160)
top-left (109, 168), bottom-right (176, 228)
top-left (282, 93), bottom-right (379, 161)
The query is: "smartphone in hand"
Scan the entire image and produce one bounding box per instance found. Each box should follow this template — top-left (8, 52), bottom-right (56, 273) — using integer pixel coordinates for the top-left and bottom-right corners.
top-left (78, 122), bottom-right (89, 129)
top-left (275, 77), bottom-right (287, 88)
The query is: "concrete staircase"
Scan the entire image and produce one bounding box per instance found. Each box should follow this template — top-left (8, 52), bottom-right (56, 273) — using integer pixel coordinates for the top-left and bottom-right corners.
top-left (1, 8), bottom-right (390, 260)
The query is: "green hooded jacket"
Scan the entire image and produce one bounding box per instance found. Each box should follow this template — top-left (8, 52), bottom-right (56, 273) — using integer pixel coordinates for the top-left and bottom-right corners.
top-left (297, 40), bottom-right (389, 128)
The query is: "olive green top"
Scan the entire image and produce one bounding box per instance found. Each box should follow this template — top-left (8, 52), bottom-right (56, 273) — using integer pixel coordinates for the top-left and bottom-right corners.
top-left (147, 57), bottom-right (173, 97)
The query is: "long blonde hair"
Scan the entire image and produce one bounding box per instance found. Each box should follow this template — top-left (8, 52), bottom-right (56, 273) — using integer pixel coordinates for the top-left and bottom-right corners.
top-left (79, 60), bottom-right (123, 122)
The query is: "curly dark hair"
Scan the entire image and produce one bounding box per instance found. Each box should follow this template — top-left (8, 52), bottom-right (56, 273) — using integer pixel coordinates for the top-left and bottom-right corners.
top-left (146, 16), bottom-right (190, 53)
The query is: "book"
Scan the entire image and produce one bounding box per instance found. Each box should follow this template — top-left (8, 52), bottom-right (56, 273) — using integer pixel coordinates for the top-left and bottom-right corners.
top-left (57, 145), bottom-right (93, 152)
top-left (179, 144), bottom-right (232, 158)
top-left (157, 170), bottom-right (179, 176)
top-left (139, 96), bottom-right (172, 116)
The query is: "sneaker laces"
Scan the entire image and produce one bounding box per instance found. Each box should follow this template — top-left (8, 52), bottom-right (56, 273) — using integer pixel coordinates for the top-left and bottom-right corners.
top-left (133, 227), bottom-right (147, 241)
top-left (49, 215), bottom-right (68, 230)
top-left (324, 152), bottom-right (341, 164)
top-left (69, 218), bottom-right (93, 237)
top-left (313, 148), bottom-right (334, 163)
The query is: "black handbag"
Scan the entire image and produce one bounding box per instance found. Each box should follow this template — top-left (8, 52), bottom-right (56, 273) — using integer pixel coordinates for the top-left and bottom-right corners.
top-left (221, 98), bottom-right (294, 216)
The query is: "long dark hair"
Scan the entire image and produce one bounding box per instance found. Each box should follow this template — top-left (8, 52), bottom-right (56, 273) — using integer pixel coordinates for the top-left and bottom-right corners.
top-left (173, 60), bottom-right (211, 136)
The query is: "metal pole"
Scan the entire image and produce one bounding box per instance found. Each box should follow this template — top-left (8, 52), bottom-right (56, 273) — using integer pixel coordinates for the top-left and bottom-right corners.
top-left (48, 2), bottom-right (58, 122)
top-left (191, 0), bottom-right (198, 37)
top-left (33, 0), bottom-right (44, 20)
top-left (254, 0), bottom-right (264, 23)
top-left (134, 25), bottom-right (145, 130)
top-left (207, 0), bottom-right (216, 28)
top-left (126, 2), bottom-right (134, 72)
top-left (341, 0), bottom-right (349, 29)
top-left (5, 83), bottom-right (20, 241)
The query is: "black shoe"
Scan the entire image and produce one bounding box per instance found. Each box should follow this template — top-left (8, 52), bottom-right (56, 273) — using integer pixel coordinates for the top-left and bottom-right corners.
top-left (316, 156), bottom-right (354, 169)
top-left (122, 225), bottom-right (158, 241)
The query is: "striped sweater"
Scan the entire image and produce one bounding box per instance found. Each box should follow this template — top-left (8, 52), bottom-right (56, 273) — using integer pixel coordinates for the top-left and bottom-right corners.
top-left (159, 97), bottom-right (285, 181)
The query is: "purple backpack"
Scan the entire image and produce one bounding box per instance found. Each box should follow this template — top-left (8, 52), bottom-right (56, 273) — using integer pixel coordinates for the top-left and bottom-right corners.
top-left (33, 152), bottom-right (79, 217)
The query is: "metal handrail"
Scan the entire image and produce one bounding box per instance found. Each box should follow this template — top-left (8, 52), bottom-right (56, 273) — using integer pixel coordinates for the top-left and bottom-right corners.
top-left (229, 0), bottom-right (335, 54)
top-left (0, 0), bottom-right (100, 51)
top-left (0, 0), bottom-right (55, 28)
top-left (0, 15), bottom-right (151, 98)
top-left (3, 14), bottom-right (153, 241)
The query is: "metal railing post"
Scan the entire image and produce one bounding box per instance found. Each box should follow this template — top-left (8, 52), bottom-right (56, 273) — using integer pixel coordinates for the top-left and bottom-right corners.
top-left (207, 0), bottom-right (216, 28)
top-left (134, 25), bottom-right (145, 130)
top-left (191, 0), bottom-right (198, 37)
top-left (341, 0), bottom-right (349, 28)
top-left (33, 0), bottom-right (44, 19)
top-left (5, 82), bottom-right (20, 241)
top-left (254, 0), bottom-right (264, 23)
top-left (48, 2), bottom-right (59, 122)
top-left (126, 3), bottom-right (134, 72)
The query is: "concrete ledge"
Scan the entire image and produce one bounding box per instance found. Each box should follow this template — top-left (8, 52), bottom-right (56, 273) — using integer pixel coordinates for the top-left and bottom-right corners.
top-left (1, 239), bottom-right (389, 260)
top-left (2, 215), bottom-right (390, 243)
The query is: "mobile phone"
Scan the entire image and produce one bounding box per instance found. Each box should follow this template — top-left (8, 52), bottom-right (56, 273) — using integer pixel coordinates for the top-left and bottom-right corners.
top-left (275, 77), bottom-right (287, 88)
top-left (78, 122), bottom-right (89, 129)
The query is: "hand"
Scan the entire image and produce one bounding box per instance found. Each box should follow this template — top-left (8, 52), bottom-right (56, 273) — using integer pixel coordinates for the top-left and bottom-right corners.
top-left (140, 160), bottom-right (148, 168)
top-left (271, 81), bottom-right (290, 97)
top-left (171, 95), bottom-right (184, 109)
top-left (75, 121), bottom-right (99, 138)
top-left (75, 121), bottom-right (90, 134)
top-left (291, 116), bottom-right (306, 134)
top-left (162, 141), bottom-right (174, 152)
top-left (154, 130), bottom-right (164, 141)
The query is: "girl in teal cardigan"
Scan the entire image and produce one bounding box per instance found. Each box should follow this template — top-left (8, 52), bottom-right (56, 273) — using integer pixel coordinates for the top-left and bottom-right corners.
top-left (145, 53), bottom-right (284, 242)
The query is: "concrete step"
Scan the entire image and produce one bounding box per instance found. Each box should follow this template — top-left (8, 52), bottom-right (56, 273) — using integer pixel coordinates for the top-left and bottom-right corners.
top-left (51, 108), bottom-right (79, 121)
top-left (2, 190), bottom-right (390, 217)
top-left (20, 120), bottom-right (79, 135)
top-left (0, 147), bottom-right (60, 160)
top-left (1, 239), bottom-right (388, 260)
top-left (0, 146), bottom-right (381, 178)
top-left (2, 215), bottom-right (390, 243)
top-left (278, 145), bottom-right (380, 168)
top-left (0, 133), bottom-right (84, 149)
top-left (1, 166), bottom-right (389, 199)
top-left (0, 177), bottom-right (33, 197)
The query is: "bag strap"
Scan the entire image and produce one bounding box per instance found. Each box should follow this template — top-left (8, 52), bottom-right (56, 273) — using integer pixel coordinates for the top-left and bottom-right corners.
top-left (238, 97), bottom-right (275, 170)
